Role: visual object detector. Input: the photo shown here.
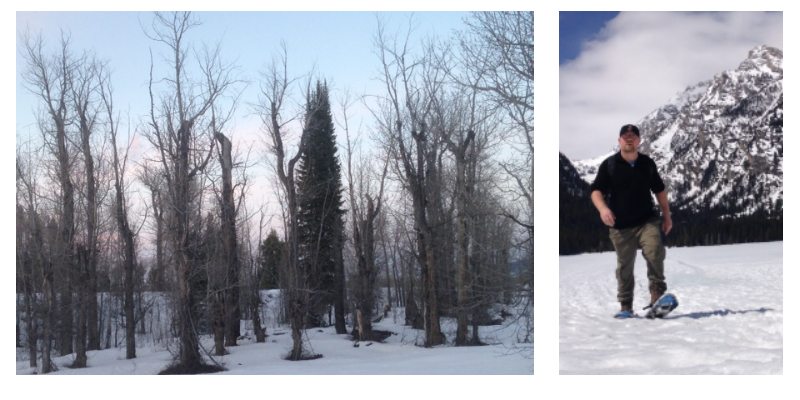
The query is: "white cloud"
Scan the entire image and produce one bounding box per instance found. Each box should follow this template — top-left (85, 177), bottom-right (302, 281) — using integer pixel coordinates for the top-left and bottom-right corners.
top-left (559, 11), bottom-right (783, 160)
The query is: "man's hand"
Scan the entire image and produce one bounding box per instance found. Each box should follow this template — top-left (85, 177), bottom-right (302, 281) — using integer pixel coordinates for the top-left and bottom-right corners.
top-left (591, 191), bottom-right (615, 227)
top-left (600, 207), bottom-right (615, 227)
top-left (662, 215), bottom-right (673, 235)
top-left (655, 190), bottom-right (672, 235)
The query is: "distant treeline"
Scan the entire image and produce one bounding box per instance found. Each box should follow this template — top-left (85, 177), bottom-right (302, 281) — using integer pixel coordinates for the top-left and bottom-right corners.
top-left (559, 186), bottom-right (783, 256)
top-left (664, 206), bottom-right (782, 248)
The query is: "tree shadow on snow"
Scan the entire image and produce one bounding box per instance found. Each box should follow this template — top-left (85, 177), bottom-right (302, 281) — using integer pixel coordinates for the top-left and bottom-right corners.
top-left (668, 307), bottom-right (775, 319)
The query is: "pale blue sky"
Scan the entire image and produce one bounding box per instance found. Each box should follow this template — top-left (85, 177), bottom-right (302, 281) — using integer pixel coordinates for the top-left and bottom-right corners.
top-left (16, 11), bottom-right (469, 138)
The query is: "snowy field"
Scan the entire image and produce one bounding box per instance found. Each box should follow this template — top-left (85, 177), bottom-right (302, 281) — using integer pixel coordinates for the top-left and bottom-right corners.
top-left (560, 241), bottom-right (782, 374)
top-left (16, 298), bottom-right (533, 375)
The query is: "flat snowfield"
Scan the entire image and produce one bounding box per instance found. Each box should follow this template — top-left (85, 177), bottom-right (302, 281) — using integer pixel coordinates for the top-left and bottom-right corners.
top-left (16, 310), bottom-right (533, 375)
top-left (559, 241), bottom-right (782, 374)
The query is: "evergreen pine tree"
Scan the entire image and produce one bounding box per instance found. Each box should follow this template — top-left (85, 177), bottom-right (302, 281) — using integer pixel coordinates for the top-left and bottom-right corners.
top-left (295, 81), bottom-right (346, 327)
top-left (258, 229), bottom-right (285, 290)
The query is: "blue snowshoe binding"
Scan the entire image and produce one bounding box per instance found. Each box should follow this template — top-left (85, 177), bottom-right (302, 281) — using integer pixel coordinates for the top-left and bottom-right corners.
top-left (614, 309), bottom-right (635, 319)
top-left (614, 300), bottom-right (635, 319)
top-left (644, 293), bottom-right (678, 319)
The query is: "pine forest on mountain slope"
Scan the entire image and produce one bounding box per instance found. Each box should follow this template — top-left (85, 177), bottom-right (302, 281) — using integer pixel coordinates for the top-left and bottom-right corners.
top-left (15, 12), bottom-right (533, 373)
top-left (560, 46), bottom-right (783, 256)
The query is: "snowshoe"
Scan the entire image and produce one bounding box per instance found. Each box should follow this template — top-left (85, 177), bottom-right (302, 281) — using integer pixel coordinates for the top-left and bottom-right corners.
top-left (614, 309), bottom-right (635, 319)
top-left (644, 293), bottom-right (678, 319)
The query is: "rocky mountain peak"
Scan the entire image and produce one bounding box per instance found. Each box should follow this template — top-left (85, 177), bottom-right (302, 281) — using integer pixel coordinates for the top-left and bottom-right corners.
top-left (572, 45), bottom-right (783, 216)
top-left (737, 45), bottom-right (782, 77)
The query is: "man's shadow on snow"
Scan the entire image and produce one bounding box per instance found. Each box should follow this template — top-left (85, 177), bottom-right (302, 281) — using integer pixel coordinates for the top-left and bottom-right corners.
top-left (668, 307), bottom-right (775, 319)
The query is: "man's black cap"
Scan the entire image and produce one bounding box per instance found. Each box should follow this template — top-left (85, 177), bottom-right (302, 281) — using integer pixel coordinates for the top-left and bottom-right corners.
top-left (620, 124), bottom-right (640, 137)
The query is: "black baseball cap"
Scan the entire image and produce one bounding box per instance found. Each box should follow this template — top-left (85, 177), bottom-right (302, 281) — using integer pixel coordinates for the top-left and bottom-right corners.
top-left (620, 124), bottom-right (640, 137)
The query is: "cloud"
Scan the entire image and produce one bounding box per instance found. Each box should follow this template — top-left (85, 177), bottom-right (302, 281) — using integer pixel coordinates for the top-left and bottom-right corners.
top-left (559, 11), bottom-right (783, 160)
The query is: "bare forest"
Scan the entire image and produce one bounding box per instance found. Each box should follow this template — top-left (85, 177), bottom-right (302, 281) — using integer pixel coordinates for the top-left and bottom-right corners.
top-left (16, 11), bottom-right (533, 374)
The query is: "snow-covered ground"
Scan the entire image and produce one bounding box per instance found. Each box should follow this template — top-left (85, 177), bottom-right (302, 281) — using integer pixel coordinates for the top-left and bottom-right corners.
top-left (16, 300), bottom-right (533, 375)
top-left (560, 241), bottom-right (782, 374)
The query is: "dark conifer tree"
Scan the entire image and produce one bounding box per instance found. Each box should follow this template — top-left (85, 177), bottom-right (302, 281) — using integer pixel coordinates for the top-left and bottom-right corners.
top-left (296, 81), bottom-right (347, 330)
top-left (258, 230), bottom-right (285, 290)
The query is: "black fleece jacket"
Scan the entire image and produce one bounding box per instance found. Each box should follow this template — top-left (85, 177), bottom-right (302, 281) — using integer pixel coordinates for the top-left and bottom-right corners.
top-left (590, 152), bottom-right (665, 230)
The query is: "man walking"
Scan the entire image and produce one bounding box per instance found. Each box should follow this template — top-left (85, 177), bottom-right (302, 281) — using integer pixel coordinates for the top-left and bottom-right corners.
top-left (590, 124), bottom-right (672, 318)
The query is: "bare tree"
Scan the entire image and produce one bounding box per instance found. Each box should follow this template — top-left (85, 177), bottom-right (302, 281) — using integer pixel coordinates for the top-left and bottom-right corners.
top-left (457, 11), bottom-right (533, 256)
top-left (372, 17), bottom-right (446, 347)
top-left (141, 11), bottom-right (237, 373)
top-left (457, 12), bottom-right (533, 115)
top-left (255, 45), bottom-right (318, 360)
top-left (16, 142), bottom-right (47, 369)
top-left (248, 208), bottom-right (271, 343)
top-left (339, 91), bottom-right (390, 342)
top-left (377, 206), bottom-right (404, 311)
top-left (214, 129), bottom-right (241, 347)
top-left (69, 49), bottom-right (105, 367)
top-left (139, 163), bottom-right (169, 291)
top-left (99, 66), bottom-right (138, 360)
top-left (446, 128), bottom-right (474, 346)
top-left (456, 12), bottom-right (533, 354)
top-left (418, 40), bottom-right (478, 345)
top-left (19, 30), bottom-right (78, 373)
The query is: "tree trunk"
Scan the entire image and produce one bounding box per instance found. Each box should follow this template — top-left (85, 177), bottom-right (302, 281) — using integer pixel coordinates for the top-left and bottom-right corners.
top-left (389, 236), bottom-right (403, 308)
top-left (25, 291), bottom-right (37, 368)
top-left (398, 123), bottom-right (443, 346)
top-left (154, 193), bottom-right (165, 291)
top-left (19, 205), bottom-right (40, 368)
top-left (450, 131), bottom-right (474, 346)
top-left (105, 294), bottom-right (112, 349)
top-left (87, 278), bottom-right (99, 350)
top-left (20, 33), bottom-right (74, 373)
top-left (138, 291), bottom-right (146, 334)
top-left (384, 247), bottom-right (392, 314)
top-left (422, 231), bottom-right (443, 346)
top-left (54, 111), bottom-right (75, 359)
top-left (333, 227), bottom-right (347, 334)
top-left (177, 250), bottom-right (202, 368)
top-left (58, 283), bottom-right (73, 357)
top-left (73, 247), bottom-right (88, 367)
top-left (87, 271), bottom-right (99, 350)
top-left (176, 120), bottom-right (204, 369)
top-left (42, 272), bottom-right (56, 373)
top-left (213, 291), bottom-right (226, 356)
top-left (455, 188), bottom-right (469, 346)
top-left (76, 104), bottom-right (99, 362)
top-left (107, 102), bottom-right (138, 360)
top-left (351, 199), bottom-right (377, 341)
top-left (356, 309), bottom-right (364, 341)
top-left (216, 132), bottom-right (240, 347)
top-left (252, 286), bottom-right (266, 343)
top-left (287, 193), bottom-right (308, 360)
top-left (404, 246), bottom-right (421, 328)
top-left (123, 246), bottom-right (136, 360)
top-left (378, 216), bottom-right (393, 312)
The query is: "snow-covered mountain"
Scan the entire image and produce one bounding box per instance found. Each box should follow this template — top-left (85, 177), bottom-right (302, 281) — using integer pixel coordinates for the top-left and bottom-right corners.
top-left (572, 152), bottom-right (612, 184)
top-left (572, 45), bottom-right (783, 215)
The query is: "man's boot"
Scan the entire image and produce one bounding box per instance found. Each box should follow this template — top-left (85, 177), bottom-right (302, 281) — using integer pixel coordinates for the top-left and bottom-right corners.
top-left (614, 300), bottom-right (634, 319)
top-left (648, 285), bottom-right (665, 308)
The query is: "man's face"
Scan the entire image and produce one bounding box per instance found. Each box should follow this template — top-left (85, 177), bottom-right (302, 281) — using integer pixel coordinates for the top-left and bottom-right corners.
top-left (618, 132), bottom-right (640, 152)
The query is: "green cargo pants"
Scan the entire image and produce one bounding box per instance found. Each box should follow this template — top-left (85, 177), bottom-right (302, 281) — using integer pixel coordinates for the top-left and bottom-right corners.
top-left (609, 216), bottom-right (667, 303)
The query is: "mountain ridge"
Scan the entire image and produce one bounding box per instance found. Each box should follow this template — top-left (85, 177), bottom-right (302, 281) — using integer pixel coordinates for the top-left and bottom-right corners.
top-left (570, 45), bottom-right (783, 216)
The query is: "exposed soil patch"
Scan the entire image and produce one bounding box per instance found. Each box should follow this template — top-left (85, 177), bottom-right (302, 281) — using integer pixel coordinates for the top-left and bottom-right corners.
top-left (350, 329), bottom-right (394, 343)
top-left (158, 363), bottom-right (226, 375)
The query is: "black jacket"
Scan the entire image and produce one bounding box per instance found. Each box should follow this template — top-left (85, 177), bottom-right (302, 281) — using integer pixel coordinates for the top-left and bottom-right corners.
top-left (590, 152), bottom-right (665, 230)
